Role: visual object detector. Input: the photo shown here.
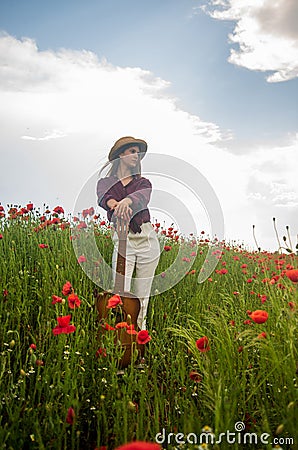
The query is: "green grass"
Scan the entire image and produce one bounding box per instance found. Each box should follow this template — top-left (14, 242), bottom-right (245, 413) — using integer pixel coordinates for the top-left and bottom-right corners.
top-left (0, 206), bottom-right (297, 449)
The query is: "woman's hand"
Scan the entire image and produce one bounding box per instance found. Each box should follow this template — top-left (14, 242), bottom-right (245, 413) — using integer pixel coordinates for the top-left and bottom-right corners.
top-left (106, 199), bottom-right (118, 210)
top-left (113, 198), bottom-right (133, 222)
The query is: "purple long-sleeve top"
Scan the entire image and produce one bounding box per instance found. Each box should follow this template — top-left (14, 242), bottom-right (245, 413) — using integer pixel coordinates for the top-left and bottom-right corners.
top-left (96, 175), bottom-right (152, 233)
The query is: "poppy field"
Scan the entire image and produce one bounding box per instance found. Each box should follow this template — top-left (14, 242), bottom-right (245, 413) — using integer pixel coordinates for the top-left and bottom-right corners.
top-left (0, 203), bottom-right (297, 450)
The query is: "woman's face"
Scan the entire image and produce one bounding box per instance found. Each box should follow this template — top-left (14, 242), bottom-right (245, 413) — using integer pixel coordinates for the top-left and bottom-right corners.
top-left (119, 146), bottom-right (140, 169)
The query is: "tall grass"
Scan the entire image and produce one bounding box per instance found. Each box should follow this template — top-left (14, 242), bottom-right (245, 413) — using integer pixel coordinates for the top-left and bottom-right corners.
top-left (0, 206), bottom-right (297, 449)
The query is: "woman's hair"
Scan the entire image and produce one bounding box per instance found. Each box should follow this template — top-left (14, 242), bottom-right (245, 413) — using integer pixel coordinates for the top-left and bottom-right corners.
top-left (99, 146), bottom-right (142, 178)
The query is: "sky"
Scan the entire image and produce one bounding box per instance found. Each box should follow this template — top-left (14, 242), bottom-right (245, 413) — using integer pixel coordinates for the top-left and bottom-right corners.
top-left (0, 0), bottom-right (297, 251)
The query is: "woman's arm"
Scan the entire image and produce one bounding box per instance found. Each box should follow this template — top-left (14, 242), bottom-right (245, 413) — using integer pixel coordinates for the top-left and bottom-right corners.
top-left (97, 178), bottom-right (116, 211)
top-left (127, 178), bottom-right (152, 212)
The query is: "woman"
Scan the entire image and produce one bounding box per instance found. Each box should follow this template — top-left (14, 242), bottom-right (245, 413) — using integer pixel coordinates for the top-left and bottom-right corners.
top-left (97, 136), bottom-right (160, 330)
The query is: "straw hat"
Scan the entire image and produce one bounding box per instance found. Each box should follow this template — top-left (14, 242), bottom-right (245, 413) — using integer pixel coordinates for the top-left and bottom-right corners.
top-left (108, 136), bottom-right (147, 161)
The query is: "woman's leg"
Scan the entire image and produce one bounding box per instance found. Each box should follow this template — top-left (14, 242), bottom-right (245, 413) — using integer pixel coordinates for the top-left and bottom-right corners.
top-left (132, 223), bottom-right (160, 329)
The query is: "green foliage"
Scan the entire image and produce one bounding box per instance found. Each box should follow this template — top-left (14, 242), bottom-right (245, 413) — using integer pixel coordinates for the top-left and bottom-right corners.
top-left (0, 211), bottom-right (297, 449)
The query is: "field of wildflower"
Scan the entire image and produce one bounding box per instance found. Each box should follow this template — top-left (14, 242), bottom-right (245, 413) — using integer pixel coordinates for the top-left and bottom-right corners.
top-left (0, 203), bottom-right (297, 450)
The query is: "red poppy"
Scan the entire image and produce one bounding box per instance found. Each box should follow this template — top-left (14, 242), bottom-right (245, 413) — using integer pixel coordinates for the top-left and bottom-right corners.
top-left (196, 336), bottom-right (210, 352)
top-left (243, 319), bottom-right (252, 325)
top-left (163, 245), bottom-right (172, 252)
top-left (126, 324), bottom-right (137, 335)
top-left (189, 370), bottom-right (202, 382)
top-left (261, 278), bottom-right (269, 284)
top-left (62, 281), bottom-right (73, 296)
top-left (52, 295), bottom-right (63, 305)
top-left (8, 207), bottom-right (17, 215)
top-left (53, 206), bottom-right (64, 215)
top-left (258, 332), bottom-right (267, 339)
top-left (285, 269), bottom-right (298, 283)
top-left (38, 243), bottom-right (48, 248)
top-left (77, 221), bottom-right (87, 229)
top-left (60, 222), bottom-right (70, 230)
top-left (77, 255), bottom-right (87, 263)
top-left (0, 205), bottom-right (4, 212)
top-left (137, 330), bottom-right (151, 345)
top-left (96, 347), bottom-right (107, 357)
top-left (30, 343), bottom-right (37, 350)
top-left (27, 203), bottom-right (34, 211)
top-left (115, 322), bottom-right (128, 329)
top-left (51, 217), bottom-right (61, 225)
top-left (107, 294), bottom-right (123, 309)
top-left (68, 293), bottom-right (81, 309)
top-left (101, 322), bottom-right (115, 331)
top-left (66, 407), bottom-right (75, 425)
top-left (115, 442), bottom-right (161, 450)
top-left (35, 359), bottom-right (44, 366)
top-left (248, 310), bottom-right (269, 324)
top-left (0, 234), bottom-right (3, 239)
top-left (52, 315), bottom-right (76, 335)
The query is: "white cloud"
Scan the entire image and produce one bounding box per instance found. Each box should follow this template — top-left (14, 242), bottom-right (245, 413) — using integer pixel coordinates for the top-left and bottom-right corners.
top-left (200, 0), bottom-right (298, 82)
top-left (0, 33), bottom-right (297, 252)
top-left (242, 138), bottom-right (298, 249)
top-left (21, 130), bottom-right (67, 141)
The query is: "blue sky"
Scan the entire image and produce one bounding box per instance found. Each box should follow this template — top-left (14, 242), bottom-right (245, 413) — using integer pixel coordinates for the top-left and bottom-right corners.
top-left (0, 0), bottom-right (297, 250)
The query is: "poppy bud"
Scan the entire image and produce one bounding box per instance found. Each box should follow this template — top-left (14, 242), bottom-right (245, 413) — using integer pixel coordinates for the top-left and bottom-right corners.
top-left (127, 401), bottom-right (137, 412)
top-left (275, 424), bottom-right (284, 435)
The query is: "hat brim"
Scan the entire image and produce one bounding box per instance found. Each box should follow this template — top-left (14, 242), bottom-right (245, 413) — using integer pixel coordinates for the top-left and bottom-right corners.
top-left (108, 138), bottom-right (147, 161)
